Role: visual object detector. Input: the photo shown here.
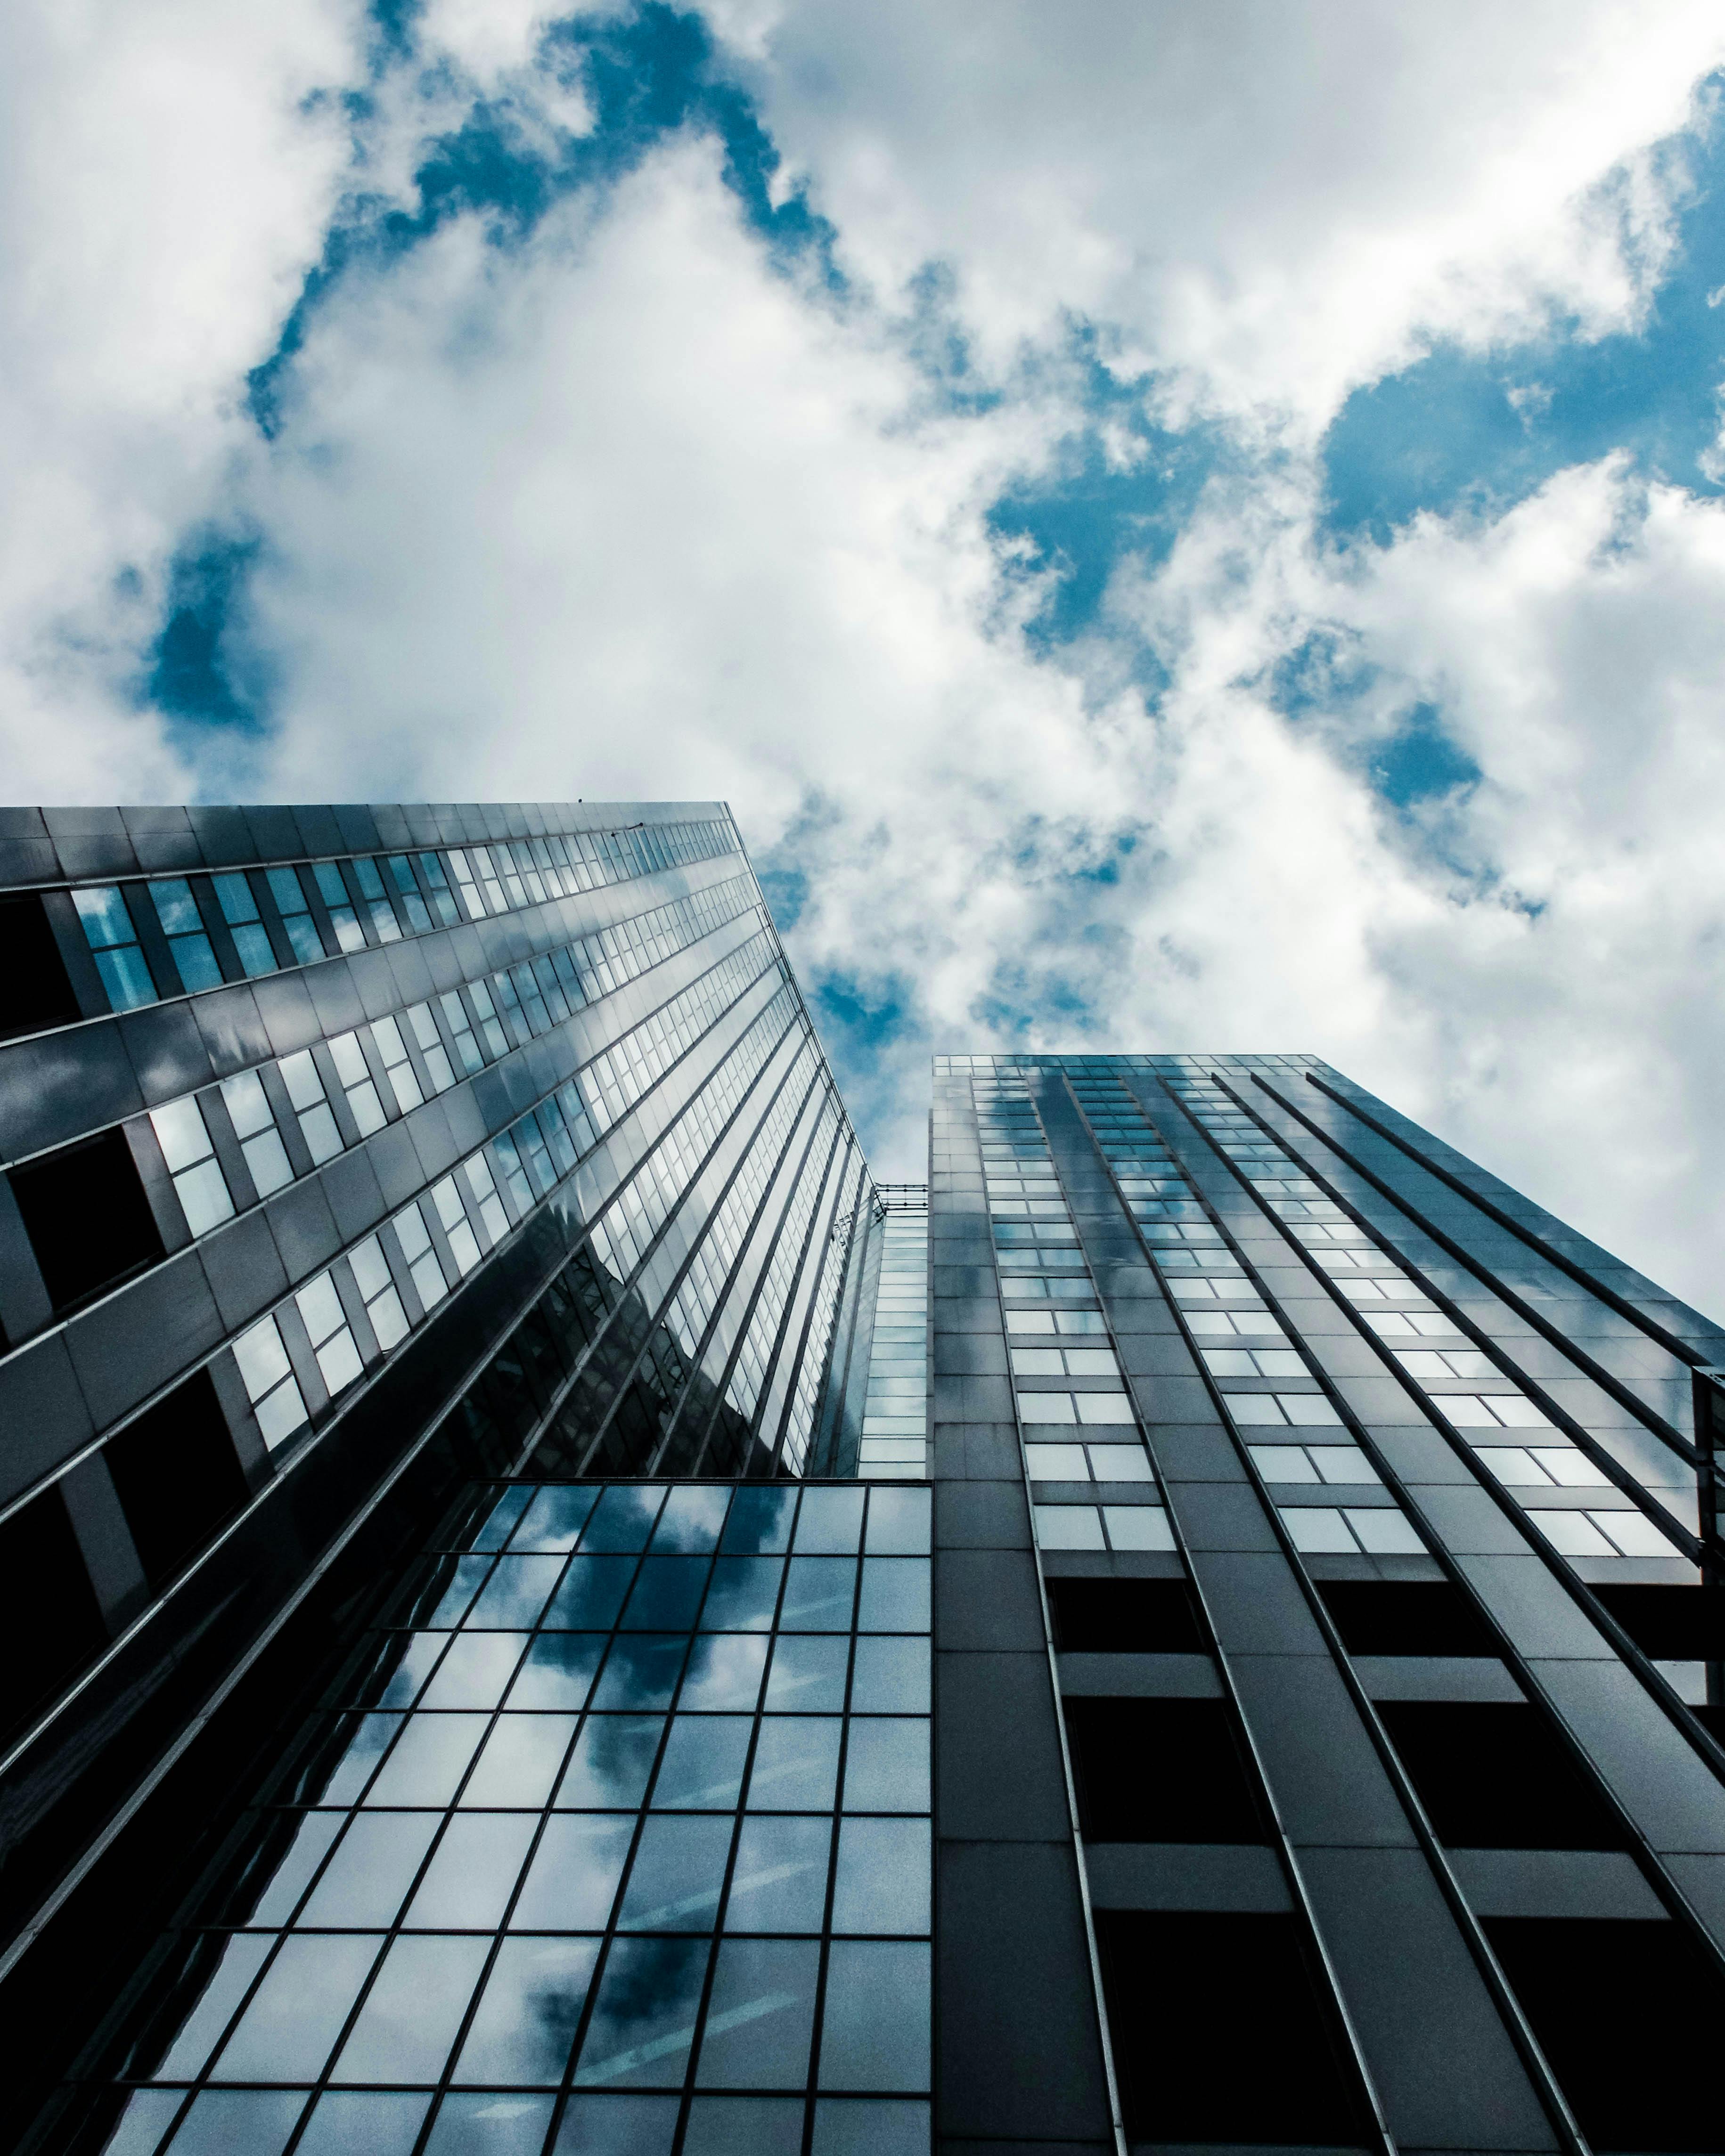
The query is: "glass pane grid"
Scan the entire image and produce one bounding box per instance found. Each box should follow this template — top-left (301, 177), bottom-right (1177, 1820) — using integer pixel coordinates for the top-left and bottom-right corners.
top-left (100, 1481), bottom-right (932, 2155)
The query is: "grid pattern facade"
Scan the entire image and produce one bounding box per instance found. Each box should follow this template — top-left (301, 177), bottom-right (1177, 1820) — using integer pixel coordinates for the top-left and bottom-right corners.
top-left (928, 1050), bottom-right (1725, 2155)
top-left (16, 960), bottom-right (1725, 2156)
top-left (53, 1479), bottom-right (931, 2156)
top-left (0, 803), bottom-right (890, 2156)
top-left (857, 1197), bottom-right (930, 1481)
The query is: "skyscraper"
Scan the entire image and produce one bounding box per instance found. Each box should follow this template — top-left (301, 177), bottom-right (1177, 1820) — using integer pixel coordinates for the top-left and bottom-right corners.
top-left (3, 811), bottom-right (1725, 2155)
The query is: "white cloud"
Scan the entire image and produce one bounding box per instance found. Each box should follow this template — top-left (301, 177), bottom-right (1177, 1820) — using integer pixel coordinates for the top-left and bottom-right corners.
top-left (713, 0), bottom-right (1724, 428)
top-left (221, 138), bottom-right (1149, 1171)
top-left (1085, 455), bottom-right (1725, 1311)
top-left (0, 0), bottom-right (364, 797)
top-left (3, 0), bottom-right (1725, 1316)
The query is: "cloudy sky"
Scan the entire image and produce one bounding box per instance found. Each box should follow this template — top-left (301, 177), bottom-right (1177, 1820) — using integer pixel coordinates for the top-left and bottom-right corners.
top-left (6, 1), bottom-right (1725, 1309)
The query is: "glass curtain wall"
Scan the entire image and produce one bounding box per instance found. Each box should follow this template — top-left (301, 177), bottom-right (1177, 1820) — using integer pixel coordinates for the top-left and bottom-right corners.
top-left (52, 1481), bottom-right (933, 2156)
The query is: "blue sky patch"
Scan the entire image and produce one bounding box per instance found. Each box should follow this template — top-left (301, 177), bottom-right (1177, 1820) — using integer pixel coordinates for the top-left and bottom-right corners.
top-left (1369, 703), bottom-right (1481, 808)
top-left (755, 859), bottom-right (809, 934)
top-left (989, 338), bottom-right (1234, 648)
top-left (815, 971), bottom-right (909, 1054)
top-left (1320, 84), bottom-right (1725, 546)
top-left (143, 532), bottom-right (268, 734)
top-left (248, 5), bottom-right (839, 441)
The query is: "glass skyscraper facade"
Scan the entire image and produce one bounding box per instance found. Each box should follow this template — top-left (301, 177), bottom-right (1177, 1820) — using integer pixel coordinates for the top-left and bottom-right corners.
top-left (5, 809), bottom-right (1725, 2155)
top-left (926, 1052), bottom-right (1725, 2156)
top-left (0, 802), bottom-right (915, 2155)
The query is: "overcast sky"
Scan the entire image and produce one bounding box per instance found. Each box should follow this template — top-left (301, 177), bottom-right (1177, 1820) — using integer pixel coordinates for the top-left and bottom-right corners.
top-left (6, 0), bottom-right (1725, 1309)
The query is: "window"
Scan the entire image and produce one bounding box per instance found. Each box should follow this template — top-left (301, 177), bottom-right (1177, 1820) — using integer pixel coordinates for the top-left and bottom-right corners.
top-left (1065, 1698), bottom-right (1266, 1842)
top-left (1440, 1394), bottom-right (1552, 1429)
top-left (1016, 1389), bottom-right (1136, 1427)
top-left (219, 1070), bottom-right (294, 1196)
top-left (147, 879), bottom-right (222, 993)
top-left (1011, 1344), bottom-right (1120, 1377)
top-left (211, 873), bottom-right (277, 978)
top-left (531, 836), bottom-right (565, 895)
top-left (1220, 1392), bottom-right (1341, 1427)
top-left (1048, 1577), bottom-right (1205, 1652)
top-left (384, 856), bottom-right (433, 933)
top-left (467, 981), bottom-right (509, 1058)
top-left (1526, 1510), bottom-right (1677, 1559)
top-left (1032, 1504), bottom-right (1173, 1552)
top-left (1024, 1442), bottom-right (1156, 1484)
top-left (1317, 1581), bottom-right (1498, 1657)
top-left (556, 1078), bottom-right (596, 1155)
top-left (393, 1199), bottom-right (449, 1309)
top-left (278, 1050), bottom-right (344, 1164)
top-left (535, 1097), bottom-right (578, 1178)
top-left (1097, 1913), bottom-right (1367, 2145)
top-left (510, 960), bottom-right (551, 1034)
top-left (405, 1003), bottom-right (455, 1092)
top-left (1474, 1445), bottom-right (1609, 1489)
top-left (149, 1097), bottom-right (235, 1236)
top-left (349, 1235), bottom-right (409, 1352)
top-left (1279, 1506), bottom-right (1424, 1555)
top-left (432, 1176), bottom-right (481, 1276)
top-left (327, 1032), bottom-right (386, 1136)
top-left (1099, 1504), bottom-right (1177, 1549)
top-left (1334, 1270), bottom-right (1413, 1296)
top-left (0, 1484), bottom-right (107, 1742)
top-left (1200, 1344), bottom-right (1305, 1377)
top-left (233, 1314), bottom-right (309, 1448)
top-left (297, 1271), bottom-right (363, 1395)
top-left (1396, 1347), bottom-right (1498, 1380)
top-left (471, 846), bottom-right (508, 911)
top-left (9, 1127), bottom-right (164, 1312)
top-left (312, 863), bottom-right (366, 953)
top-left (498, 842), bottom-right (532, 905)
top-left (1592, 1582), bottom-right (1725, 1661)
top-left (1183, 1307), bottom-right (1283, 1337)
top-left (103, 1369), bottom-right (248, 1589)
top-left (439, 990), bottom-right (484, 1075)
top-left (553, 831), bottom-right (589, 890)
top-left (1377, 1702), bottom-right (1622, 1848)
top-left (350, 857), bottom-right (402, 943)
top-left (415, 852), bottom-right (460, 926)
top-left (493, 1124), bottom-right (543, 1212)
top-left (72, 886), bottom-right (156, 1010)
top-left (265, 867), bottom-right (326, 965)
top-left (446, 849), bottom-right (489, 918)
top-left (0, 892), bottom-right (79, 1038)
top-left (1000, 1274), bottom-right (1098, 1303)
top-left (370, 1016), bottom-right (423, 1112)
top-left (549, 946), bottom-right (586, 1011)
top-left (463, 1152), bottom-right (510, 1242)
top-left (1361, 1309), bottom-right (1458, 1338)
top-left (492, 970), bottom-right (531, 1043)
top-left (1487, 1918), bottom-right (1725, 2152)
top-left (1248, 1442), bottom-right (1380, 1486)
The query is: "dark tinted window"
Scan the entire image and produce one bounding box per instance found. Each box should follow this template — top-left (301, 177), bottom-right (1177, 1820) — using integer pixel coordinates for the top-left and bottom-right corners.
top-left (1048, 1576), bottom-right (1205, 1653)
top-left (1098, 1911), bottom-right (1367, 2144)
top-left (103, 1371), bottom-right (249, 1589)
top-left (1377, 1701), bottom-right (1623, 1848)
top-left (0, 893), bottom-right (80, 1038)
top-left (9, 1127), bottom-right (164, 1313)
top-left (1065, 1697), bottom-right (1266, 1842)
top-left (1487, 1918), bottom-right (1725, 2152)
top-left (0, 1485), bottom-right (107, 1741)
top-left (1320, 1578), bottom-right (1498, 1656)
top-left (1594, 1583), bottom-right (1725, 1661)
